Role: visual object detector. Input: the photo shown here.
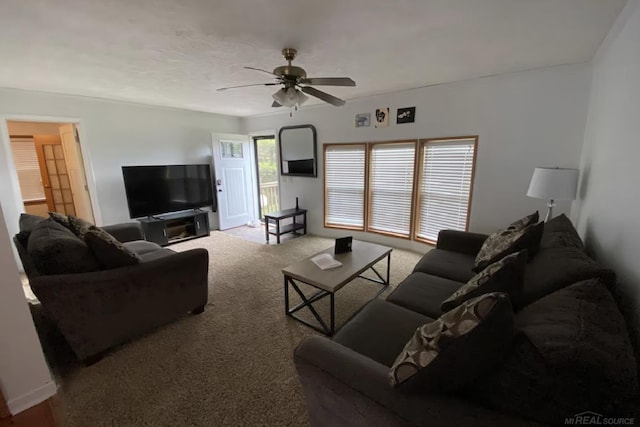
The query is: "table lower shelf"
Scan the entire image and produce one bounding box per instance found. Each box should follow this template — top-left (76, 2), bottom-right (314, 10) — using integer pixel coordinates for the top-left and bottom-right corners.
top-left (267, 223), bottom-right (305, 235)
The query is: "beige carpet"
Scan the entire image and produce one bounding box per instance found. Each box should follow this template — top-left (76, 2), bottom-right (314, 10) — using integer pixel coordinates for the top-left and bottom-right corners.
top-left (46, 232), bottom-right (425, 426)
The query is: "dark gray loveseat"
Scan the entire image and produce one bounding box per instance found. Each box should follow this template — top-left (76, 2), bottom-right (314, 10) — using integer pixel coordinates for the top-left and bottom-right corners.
top-left (14, 214), bottom-right (209, 364)
top-left (294, 215), bottom-right (639, 426)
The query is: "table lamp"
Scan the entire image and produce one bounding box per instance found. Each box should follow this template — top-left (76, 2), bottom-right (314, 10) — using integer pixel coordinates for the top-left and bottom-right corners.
top-left (526, 167), bottom-right (579, 221)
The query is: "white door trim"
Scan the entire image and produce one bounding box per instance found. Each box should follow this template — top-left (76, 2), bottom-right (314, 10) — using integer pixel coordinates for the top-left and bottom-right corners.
top-left (248, 130), bottom-right (279, 219)
top-left (0, 115), bottom-right (103, 225)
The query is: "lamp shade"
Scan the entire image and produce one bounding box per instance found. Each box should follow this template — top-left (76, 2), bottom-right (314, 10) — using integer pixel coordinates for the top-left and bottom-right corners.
top-left (526, 167), bottom-right (579, 200)
top-left (272, 87), bottom-right (308, 108)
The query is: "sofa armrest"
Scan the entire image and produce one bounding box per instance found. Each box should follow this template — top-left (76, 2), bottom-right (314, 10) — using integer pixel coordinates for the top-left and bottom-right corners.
top-left (101, 222), bottom-right (144, 243)
top-left (436, 230), bottom-right (488, 256)
top-left (295, 336), bottom-right (539, 427)
top-left (29, 248), bottom-right (208, 359)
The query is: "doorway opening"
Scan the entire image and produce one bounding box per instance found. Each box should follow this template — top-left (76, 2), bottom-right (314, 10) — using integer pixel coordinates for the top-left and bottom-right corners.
top-left (253, 135), bottom-right (280, 220)
top-left (6, 120), bottom-right (95, 222)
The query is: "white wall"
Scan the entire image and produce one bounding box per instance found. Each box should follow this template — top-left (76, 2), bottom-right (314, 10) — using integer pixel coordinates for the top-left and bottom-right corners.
top-left (243, 63), bottom-right (591, 252)
top-left (0, 88), bottom-right (242, 242)
top-left (0, 201), bottom-right (56, 415)
top-left (573, 1), bottom-right (640, 342)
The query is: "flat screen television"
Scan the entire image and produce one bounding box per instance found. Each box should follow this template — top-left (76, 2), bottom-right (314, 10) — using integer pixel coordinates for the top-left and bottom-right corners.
top-left (122, 165), bottom-right (215, 218)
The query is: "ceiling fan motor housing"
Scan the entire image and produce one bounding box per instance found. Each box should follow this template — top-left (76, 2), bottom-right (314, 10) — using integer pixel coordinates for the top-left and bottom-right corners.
top-left (273, 65), bottom-right (306, 80)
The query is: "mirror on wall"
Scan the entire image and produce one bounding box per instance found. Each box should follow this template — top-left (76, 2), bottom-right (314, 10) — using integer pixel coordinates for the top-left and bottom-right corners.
top-left (278, 125), bottom-right (317, 177)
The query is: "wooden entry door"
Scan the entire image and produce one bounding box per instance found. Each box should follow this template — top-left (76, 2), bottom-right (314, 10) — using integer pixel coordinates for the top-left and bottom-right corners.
top-left (34, 135), bottom-right (76, 216)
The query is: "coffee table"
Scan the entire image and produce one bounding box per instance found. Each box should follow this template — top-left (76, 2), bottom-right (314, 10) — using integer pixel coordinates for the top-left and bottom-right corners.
top-left (282, 240), bottom-right (392, 336)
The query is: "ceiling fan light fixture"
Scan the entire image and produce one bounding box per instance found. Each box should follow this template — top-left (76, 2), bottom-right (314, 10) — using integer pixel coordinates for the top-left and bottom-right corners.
top-left (272, 87), bottom-right (307, 108)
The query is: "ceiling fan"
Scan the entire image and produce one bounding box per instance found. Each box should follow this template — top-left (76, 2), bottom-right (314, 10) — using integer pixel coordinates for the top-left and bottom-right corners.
top-left (217, 48), bottom-right (356, 108)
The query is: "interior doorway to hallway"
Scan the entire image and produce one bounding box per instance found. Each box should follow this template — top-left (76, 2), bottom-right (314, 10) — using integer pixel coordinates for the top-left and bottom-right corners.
top-left (253, 135), bottom-right (280, 220)
top-left (6, 120), bottom-right (95, 222)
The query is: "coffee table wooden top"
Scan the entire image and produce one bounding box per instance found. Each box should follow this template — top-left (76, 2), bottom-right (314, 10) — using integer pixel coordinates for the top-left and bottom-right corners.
top-left (282, 240), bottom-right (392, 293)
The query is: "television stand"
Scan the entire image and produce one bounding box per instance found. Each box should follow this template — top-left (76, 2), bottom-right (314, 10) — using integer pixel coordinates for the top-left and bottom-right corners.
top-left (138, 210), bottom-right (210, 246)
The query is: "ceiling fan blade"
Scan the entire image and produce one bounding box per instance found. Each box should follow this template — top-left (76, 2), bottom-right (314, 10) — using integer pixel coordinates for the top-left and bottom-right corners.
top-left (217, 82), bottom-right (279, 91)
top-left (301, 77), bottom-right (356, 87)
top-left (271, 101), bottom-right (282, 108)
top-left (300, 86), bottom-right (346, 106)
top-left (243, 66), bottom-right (277, 76)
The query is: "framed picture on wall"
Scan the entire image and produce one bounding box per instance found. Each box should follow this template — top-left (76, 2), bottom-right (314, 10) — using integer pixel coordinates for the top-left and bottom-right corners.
top-left (355, 113), bottom-right (371, 127)
top-left (375, 108), bottom-right (389, 128)
top-left (396, 107), bottom-right (416, 124)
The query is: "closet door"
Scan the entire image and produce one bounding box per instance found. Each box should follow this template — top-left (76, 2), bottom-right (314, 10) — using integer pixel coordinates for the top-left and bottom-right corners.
top-left (34, 135), bottom-right (76, 216)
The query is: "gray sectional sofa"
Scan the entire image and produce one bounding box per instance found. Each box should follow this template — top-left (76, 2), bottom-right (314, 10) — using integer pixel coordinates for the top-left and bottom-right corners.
top-left (14, 214), bottom-right (209, 364)
top-left (294, 215), bottom-right (638, 426)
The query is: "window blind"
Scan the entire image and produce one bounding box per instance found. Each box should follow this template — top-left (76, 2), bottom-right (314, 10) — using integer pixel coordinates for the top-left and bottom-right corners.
top-left (368, 142), bottom-right (416, 236)
top-left (325, 144), bottom-right (366, 228)
top-left (10, 139), bottom-right (46, 201)
top-left (416, 138), bottom-right (475, 242)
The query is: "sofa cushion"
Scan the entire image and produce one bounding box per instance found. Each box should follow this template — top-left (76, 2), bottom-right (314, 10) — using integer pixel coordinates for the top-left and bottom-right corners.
top-left (389, 292), bottom-right (514, 392)
top-left (519, 245), bottom-right (615, 307)
top-left (473, 222), bottom-right (544, 272)
top-left (123, 240), bottom-right (164, 256)
top-left (505, 211), bottom-right (539, 233)
top-left (442, 250), bottom-right (527, 312)
top-left (412, 249), bottom-right (476, 283)
top-left (138, 248), bottom-right (176, 262)
top-left (387, 272), bottom-right (462, 318)
top-left (333, 300), bottom-right (433, 367)
top-left (467, 279), bottom-right (638, 425)
top-left (27, 218), bottom-right (100, 275)
top-left (83, 226), bottom-right (142, 269)
top-left (540, 213), bottom-right (585, 251)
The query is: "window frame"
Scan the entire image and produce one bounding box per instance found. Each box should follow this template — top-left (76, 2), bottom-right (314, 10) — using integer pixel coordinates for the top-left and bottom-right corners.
top-left (323, 142), bottom-right (368, 231)
top-left (365, 140), bottom-right (418, 240)
top-left (322, 135), bottom-right (478, 245)
top-left (412, 135), bottom-right (479, 245)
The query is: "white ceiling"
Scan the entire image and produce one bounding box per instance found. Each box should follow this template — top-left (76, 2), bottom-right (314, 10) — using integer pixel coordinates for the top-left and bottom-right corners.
top-left (0, 0), bottom-right (626, 117)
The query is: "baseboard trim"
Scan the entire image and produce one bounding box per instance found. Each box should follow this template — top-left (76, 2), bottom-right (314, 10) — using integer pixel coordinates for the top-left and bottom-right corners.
top-left (7, 382), bottom-right (57, 415)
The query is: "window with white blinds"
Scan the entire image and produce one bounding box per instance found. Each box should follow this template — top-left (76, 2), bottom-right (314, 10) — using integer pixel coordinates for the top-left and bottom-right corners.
top-left (415, 138), bottom-right (476, 242)
top-left (10, 138), bottom-right (46, 201)
top-left (368, 142), bottom-right (416, 237)
top-left (324, 144), bottom-right (366, 229)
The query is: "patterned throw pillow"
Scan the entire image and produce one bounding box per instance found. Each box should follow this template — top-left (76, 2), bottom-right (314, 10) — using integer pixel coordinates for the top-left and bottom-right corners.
top-left (49, 211), bottom-right (71, 229)
top-left (473, 222), bottom-right (544, 272)
top-left (68, 215), bottom-right (94, 238)
top-left (83, 226), bottom-right (141, 269)
top-left (442, 250), bottom-right (527, 312)
top-left (505, 211), bottom-right (539, 233)
top-left (389, 292), bottom-right (514, 391)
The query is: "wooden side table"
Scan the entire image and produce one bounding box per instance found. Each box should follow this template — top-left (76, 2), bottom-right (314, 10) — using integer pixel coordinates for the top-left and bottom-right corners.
top-left (264, 208), bottom-right (307, 244)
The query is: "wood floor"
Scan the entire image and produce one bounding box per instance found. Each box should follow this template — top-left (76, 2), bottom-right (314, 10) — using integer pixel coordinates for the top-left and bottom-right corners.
top-left (0, 399), bottom-right (57, 427)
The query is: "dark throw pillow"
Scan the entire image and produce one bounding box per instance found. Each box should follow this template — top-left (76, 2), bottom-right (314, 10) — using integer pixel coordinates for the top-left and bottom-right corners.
top-left (467, 279), bottom-right (638, 425)
top-left (16, 213), bottom-right (47, 249)
top-left (441, 250), bottom-right (527, 312)
top-left (27, 218), bottom-right (100, 275)
top-left (19, 213), bottom-right (47, 231)
top-left (473, 222), bottom-right (544, 272)
top-left (83, 226), bottom-right (141, 269)
top-left (540, 213), bottom-right (585, 251)
top-left (389, 292), bottom-right (514, 392)
top-left (505, 211), bottom-right (539, 233)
